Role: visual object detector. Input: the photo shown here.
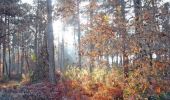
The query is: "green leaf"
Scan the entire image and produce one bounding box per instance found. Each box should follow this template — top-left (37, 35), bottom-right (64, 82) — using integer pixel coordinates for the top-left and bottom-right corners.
top-left (31, 53), bottom-right (36, 62)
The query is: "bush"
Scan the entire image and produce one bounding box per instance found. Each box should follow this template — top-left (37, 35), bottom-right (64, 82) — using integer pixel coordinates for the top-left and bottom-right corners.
top-left (63, 66), bottom-right (123, 99)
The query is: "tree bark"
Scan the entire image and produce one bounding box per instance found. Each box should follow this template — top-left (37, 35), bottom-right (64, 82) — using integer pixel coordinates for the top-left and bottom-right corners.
top-left (47, 0), bottom-right (56, 84)
top-left (77, 0), bottom-right (81, 68)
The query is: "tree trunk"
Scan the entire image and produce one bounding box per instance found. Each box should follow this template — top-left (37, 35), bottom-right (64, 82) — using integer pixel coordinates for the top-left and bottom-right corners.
top-left (77, 0), bottom-right (81, 68)
top-left (47, 0), bottom-right (56, 84)
top-left (60, 25), bottom-right (65, 72)
top-left (3, 14), bottom-right (8, 78)
top-left (8, 16), bottom-right (11, 78)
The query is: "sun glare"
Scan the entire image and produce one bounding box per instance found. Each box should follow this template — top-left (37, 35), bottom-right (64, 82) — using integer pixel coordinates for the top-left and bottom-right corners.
top-left (53, 20), bottom-right (75, 48)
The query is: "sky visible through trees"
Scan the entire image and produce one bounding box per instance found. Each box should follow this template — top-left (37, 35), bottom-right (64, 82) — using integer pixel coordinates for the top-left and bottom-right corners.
top-left (22, 0), bottom-right (170, 63)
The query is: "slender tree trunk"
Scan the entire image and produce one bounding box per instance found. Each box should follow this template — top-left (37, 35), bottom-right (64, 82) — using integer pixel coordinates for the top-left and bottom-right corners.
top-left (20, 33), bottom-right (24, 75)
top-left (77, 0), bottom-right (81, 68)
top-left (3, 14), bottom-right (8, 78)
top-left (34, 0), bottom-right (39, 65)
top-left (17, 32), bottom-right (20, 76)
top-left (89, 0), bottom-right (95, 73)
top-left (118, 0), bottom-right (129, 78)
top-left (60, 25), bottom-right (65, 72)
top-left (7, 16), bottom-right (11, 78)
top-left (3, 42), bottom-right (7, 77)
top-left (0, 15), bottom-right (2, 77)
top-left (57, 33), bottom-right (60, 71)
top-left (11, 44), bottom-right (15, 75)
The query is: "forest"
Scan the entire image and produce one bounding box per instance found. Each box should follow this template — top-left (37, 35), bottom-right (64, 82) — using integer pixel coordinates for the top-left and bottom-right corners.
top-left (0, 0), bottom-right (170, 99)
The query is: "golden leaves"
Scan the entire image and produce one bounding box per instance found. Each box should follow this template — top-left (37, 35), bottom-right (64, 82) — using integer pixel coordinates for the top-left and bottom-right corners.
top-left (103, 15), bottom-right (109, 23)
top-left (89, 51), bottom-right (98, 57)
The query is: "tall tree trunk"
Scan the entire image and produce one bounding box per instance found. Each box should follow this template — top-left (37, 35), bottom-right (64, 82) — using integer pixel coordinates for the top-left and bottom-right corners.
top-left (0, 15), bottom-right (2, 77)
top-left (3, 42), bottom-right (7, 77)
top-left (57, 33), bottom-right (60, 71)
top-left (20, 33), bottom-right (24, 75)
top-left (77, 0), bottom-right (81, 68)
top-left (3, 14), bottom-right (8, 78)
top-left (11, 43), bottom-right (15, 75)
top-left (25, 49), bottom-right (30, 74)
top-left (60, 25), bottom-right (65, 72)
top-left (47, 0), bottom-right (56, 83)
top-left (8, 16), bottom-right (11, 78)
top-left (118, 0), bottom-right (129, 78)
top-left (34, 0), bottom-right (39, 65)
top-left (89, 0), bottom-right (95, 73)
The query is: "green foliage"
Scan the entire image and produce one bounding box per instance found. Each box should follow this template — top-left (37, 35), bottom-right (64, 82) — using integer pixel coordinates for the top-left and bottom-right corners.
top-left (31, 53), bottom-right (36, 62)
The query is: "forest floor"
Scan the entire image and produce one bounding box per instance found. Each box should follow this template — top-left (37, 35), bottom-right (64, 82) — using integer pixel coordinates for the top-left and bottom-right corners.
top-left (0, 80), bottom-right (124, 100)
top-left (0, 80), bottom-right (64, 100)
top-left (0, 73), bottom-right (169, 100)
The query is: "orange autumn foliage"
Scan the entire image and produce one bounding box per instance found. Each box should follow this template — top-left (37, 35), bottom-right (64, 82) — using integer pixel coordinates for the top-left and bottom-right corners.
top-left (64, 80), bottom-right (123, 100)
top-left (155, 86), bottom-right (161, 94)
